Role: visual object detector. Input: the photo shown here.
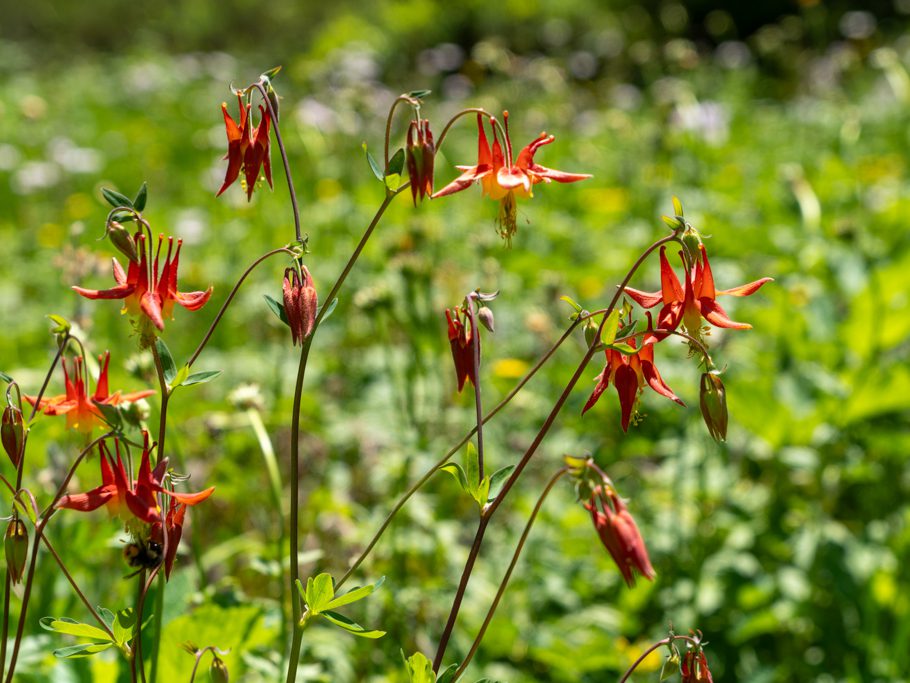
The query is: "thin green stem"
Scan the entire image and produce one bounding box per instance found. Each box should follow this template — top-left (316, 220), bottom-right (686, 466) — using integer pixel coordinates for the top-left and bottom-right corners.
top-left (334, 320), bottom-right (579, 592)
top-left (247, 407), bottom-right (288, 642)
top-left (188, 247), bottom-right (296, 368)
top-left (252, 81), bottom-right (301, 243)
top-left (384, 94), bottom-right (419, 172)
top-left (455, 468), bottom-right (568, 678)
top-left (284, 339), bottom-right (312, 683)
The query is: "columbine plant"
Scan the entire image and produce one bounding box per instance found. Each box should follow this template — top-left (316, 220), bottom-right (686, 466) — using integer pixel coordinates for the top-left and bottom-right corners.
top-left (0, 67), bottom-right (770, 683)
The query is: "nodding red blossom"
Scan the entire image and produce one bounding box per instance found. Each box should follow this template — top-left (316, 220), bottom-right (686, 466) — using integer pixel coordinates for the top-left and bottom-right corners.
top-left (406, 118), bottom-right (435, 205)
top-left (25, 352), bottom-right (154, 433)
top-left (282, 266), bottom-right (318, 345)
top-left (217, 92), bottom-right (273, 200)
top-left (585, 485), bottom-right (654, 587)
top-left (432, 112), bottom-right (591, 242)
top-left (150, 498), bottom-right (187, 579)
top-left (56, 433), bottom-right (214, 526)
top-left (681, 649), bottom-right (714, 683)
top-left (624, 245), bottom-right (771, 344)
top-left (73, 233), bottom-right (212, 332)
top-left (582, 316), bottom-right (683, 432)
top-left (445, 307), bottom-right (478, 392)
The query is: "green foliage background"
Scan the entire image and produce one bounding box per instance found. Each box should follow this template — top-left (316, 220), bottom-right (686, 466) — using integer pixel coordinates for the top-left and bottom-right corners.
top-left (0, 1), bottom-right (908, 681)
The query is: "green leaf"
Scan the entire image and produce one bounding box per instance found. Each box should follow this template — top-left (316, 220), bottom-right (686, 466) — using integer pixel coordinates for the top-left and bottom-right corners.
top-left (155, 338), bottom-right (177, 384)
top-left (404, 651), bottom-right (436, 683)
top-left (13, 492), bottom-right (37, 525)
top-left (322, 610), bottom-right (385, 638)
top-left (91, 400), bottom-right (123, 431)
top-left (388, 148), bottom-right (405, 176)
top-left (560, 295), bottom-right (583, 315)
top-left (317, 297), bottom-right (338, 323)
top-left (112, 608), bottom-right (137, 647)
top-left (101, 187), bottom-right (134, 210)
top-left (263, 294), bottom-right (290, 326)
top-left (363, 144), bottom-right (384, 182)
top-left (47, 314), bottom-right (71, 336)
top-left (133, 182), bottom-right (148, 212)
top-left (407, 89), bottom-right (432, 100)
top-left (304, 573), bottom-right (335, 615)
top-left (324, 576), bottom-right (385, 611)
top-left (440, 463), bottom-right (469, 493)
top-left (170, 364), bottom-right (189, 389)
top-left (600, 310), bottom-right (620, 346)
top-left (53, 642), bottom-right (112, 658)
top-left (436, 663), bottom-right (460, 683)
top-left (39, 617), bottom-right (114, 643)
top-left (661, 215), bottom-right (681, 230)
top-left (605, 342), bottom-right (641, 356)
top-left (464, 442), bottom-right (479, 496)
top-left (672, 195), bottom-right (684, 217)
top-left (487, 465), bottom-right (515, 502)
top-left (473, 475), bottom-right (490, 507)
top-left (261, 65), bottom-right (282, 80)
top-left (384, 173), bottom-right (402, 191)
top-left (0, 370), bottom-right (13, 384)
top-left (182, 370), bottom-right (222, 387)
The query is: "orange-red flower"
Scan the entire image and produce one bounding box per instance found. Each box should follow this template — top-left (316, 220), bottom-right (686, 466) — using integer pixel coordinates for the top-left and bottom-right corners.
top-left (25, 352), bottom-right (154, 433)
top-left (445, 307), bottom-right (478, 392)
top-left (150, 498), bottom-right (187, 579)
top-left (681, 649), bottom-right (714, 683)
top-left (625, 245), bottom-right (771, 343)
top-left (73, 233), bottom-right (212, 332)
top-left (406, 118), bottom-right (435, 205)
top-left (217, 93), bottom-right (273, 200)
top-left (582, 318), bottom-right (683, 432)
top-left (57, 433), bottom-right (214, 525)
top-left (584, 486), bottom-right (654, 587)
top-left (432, 112), bottom-right (590, 241)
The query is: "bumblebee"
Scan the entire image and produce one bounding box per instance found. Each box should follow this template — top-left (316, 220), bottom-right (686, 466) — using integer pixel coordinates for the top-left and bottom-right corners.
top-left (123, 538), bottom-right (163, 577)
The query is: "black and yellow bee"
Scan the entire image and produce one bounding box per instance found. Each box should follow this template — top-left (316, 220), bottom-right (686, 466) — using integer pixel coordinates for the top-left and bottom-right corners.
top-left (123, 538), bottom-right (163, 577)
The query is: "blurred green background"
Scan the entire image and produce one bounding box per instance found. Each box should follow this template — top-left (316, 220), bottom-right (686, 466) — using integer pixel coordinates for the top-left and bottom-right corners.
top-left (1, 0), bottom-right (909, 681)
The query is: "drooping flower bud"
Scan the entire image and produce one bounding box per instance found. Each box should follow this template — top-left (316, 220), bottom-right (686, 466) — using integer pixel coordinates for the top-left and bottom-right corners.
top-left (445, 307), bottom-right (478, 392)
top-left (282, 266), bottom-right (318, 346)
top-left (5, 518), bottom-right (28, 585)
top-left (584, 485), bottom-right (654, 587)
top-left (209, 655), bottom-right (230, 682)
top-left (476, 306), bottom-right (495, 333)
top-left (681, 649), bottom-right (714, 683)
top-left (699, 372), bottom-right (728, 442)
top-left (106, 221), bottom-right (139, 264)
top-left (2, 406), bottom-right (24, 467)
top-left (406, 119), bottom-right (435, 205)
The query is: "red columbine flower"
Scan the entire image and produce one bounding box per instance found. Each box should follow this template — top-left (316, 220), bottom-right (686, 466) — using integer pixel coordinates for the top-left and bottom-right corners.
top-left (625, 245), bottom-right (771, 344)
top-left (445, 307), bottom-right (478, 392)
top-left (406, 118), bottom-right (435, 205)
top-left (73, 233), bottom-right (212, 334)
top-left (217, 93), bottom-right (273, 200)
top-left (282, 266), bottom-right (318, 345)
top-left (681, 649), bottom-right (714, 683)
top-left (432, 112), bottom-right (591, 242)
top-left (584, 485), bottom-right (654, 587)
top-left (25, 352), bottom-right (154, 433)
top-left (150, 499), bottom-right (187, 578)
top-left (582, 317), bottom-right (683, 432)
top-left (57, 433), bottom-right (214, 525)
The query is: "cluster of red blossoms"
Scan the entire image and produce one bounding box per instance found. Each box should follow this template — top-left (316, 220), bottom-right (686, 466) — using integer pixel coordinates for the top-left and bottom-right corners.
top-left (57, 433), bottom-right (214, 578)
top-left (584, 241), bottom-right (771, 433)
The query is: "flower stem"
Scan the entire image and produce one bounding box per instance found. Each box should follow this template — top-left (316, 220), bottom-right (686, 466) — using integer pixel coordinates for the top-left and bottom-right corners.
top-left (431, 234), bottom-right (679, 671)
top-left (188, 247), bottom-right (296, 368)
top-left (247, 407), bottom-right (288, 643)
top-left (617, 634), bottom-right (700, 683)
top-left (455, 468), bottom-right (568, 678)
top-left (252, 81), bottom-right (301, 243)
top-left (384, 94), bottom-right (419, 172)
top-left (466, 298), bottom-right (485, 481)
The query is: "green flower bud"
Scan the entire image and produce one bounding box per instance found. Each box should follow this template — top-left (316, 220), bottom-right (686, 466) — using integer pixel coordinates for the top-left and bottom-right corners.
top-left (5, 518), bottom-right (28, 585)
top-left (699, 372), bottom-right (728, 442)
top-left (1, 406), bottom-right (24, 467)
top-left (106, 221), bottom-right (139, 264)
top-left (209, 656), bottom-right (229, 683)
top-left (477, 306), bottom-right (495, 333)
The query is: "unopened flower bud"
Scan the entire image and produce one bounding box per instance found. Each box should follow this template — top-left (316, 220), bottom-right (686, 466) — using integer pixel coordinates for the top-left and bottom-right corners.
top-left (680, 224), bottom-right (703, 266)
top-left (209, 655), bottom-right (229, 683)
top-left (477, 306), bottom-right (495, 333)
top-left (106, 221), bottom-right (139, 264)
top-left (1, 406), bottom-right (24, 467)
top-left (282, 266), bottom-right (318, 346)
top-left (406, 119), bottom-right (435, 205)
top-left (699, 372), bottom-right (728, 442)
top-left (584, 318), bottom-right (598, 349)
top-left (5, 519), bottom-right (28, 585)
top-left (681, 649), bottom-right (714, 683)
